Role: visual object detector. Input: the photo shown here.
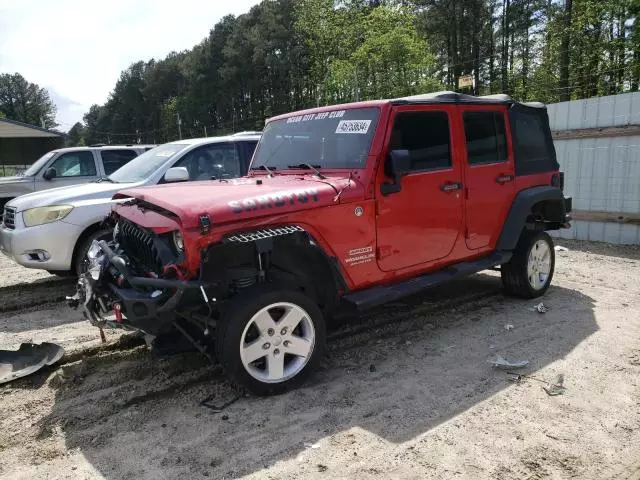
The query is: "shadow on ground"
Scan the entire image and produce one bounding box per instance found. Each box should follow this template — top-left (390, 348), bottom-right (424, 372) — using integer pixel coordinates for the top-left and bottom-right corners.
top-left (31, 275), bottom-right (597, 479)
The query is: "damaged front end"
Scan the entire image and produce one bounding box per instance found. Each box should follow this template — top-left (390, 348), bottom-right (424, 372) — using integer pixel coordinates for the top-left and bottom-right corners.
top-left (66, 219), bottom-right (210, 339)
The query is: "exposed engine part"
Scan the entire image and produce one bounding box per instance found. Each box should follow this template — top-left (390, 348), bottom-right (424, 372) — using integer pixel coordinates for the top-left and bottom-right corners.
top-left (228, 266), bottom-right (258, 289)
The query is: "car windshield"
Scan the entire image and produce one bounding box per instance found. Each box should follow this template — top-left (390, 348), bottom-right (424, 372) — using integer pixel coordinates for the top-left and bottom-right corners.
top-left (251, 107), bottom-right (380, 170)
top-left (21, 151), bottom-right (56, 176)
top-left (108, 143), bottom-right (188, 183)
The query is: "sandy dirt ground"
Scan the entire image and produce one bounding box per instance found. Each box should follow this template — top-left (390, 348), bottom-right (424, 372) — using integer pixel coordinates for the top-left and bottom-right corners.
top-left (0, 240), bottom-right (639, 480)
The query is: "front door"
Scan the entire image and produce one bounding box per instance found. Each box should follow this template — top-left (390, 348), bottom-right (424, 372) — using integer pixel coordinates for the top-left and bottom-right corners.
top-left (34, 151), bottom-right (99, 190)
top-left (460, 107), bottom-right (516, 250)
top-left (375, 106), bottom-right (464, 272)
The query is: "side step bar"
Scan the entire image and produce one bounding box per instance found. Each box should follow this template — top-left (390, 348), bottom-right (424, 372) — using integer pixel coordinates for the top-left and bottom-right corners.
top-left (342, 251), bottom-right (512, 311)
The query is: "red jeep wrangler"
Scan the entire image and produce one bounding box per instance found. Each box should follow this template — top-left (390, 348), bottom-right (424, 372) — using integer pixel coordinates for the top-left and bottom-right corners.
top-left (69, 92), bottom-right (572, 395)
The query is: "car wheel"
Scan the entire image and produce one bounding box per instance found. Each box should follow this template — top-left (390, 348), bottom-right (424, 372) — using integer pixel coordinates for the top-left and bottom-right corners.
top-left (216, 286), bottom-right (326, 396)
top-left (501, 230), bottom-right (555, 298)
top-left (74, 228), bottom-right (112, 277)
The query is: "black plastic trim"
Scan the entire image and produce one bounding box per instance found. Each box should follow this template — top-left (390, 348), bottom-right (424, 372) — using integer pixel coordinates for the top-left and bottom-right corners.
top-left (342, 251), bottom-right (512, 311)
top-left (496, 186), bottom-right (566, 251)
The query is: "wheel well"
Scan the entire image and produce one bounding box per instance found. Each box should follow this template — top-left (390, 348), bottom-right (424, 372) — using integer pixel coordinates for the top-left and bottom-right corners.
top-left (201, 231), bottom-right (344, 312)
top-left (527, 199), bottom-right (565, 227)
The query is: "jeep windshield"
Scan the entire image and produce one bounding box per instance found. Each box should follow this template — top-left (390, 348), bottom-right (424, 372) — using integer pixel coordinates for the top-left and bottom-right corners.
top-left (251, 107), bottom-right (380, 170)
top-left (108, 143), bottom-right (188, 183)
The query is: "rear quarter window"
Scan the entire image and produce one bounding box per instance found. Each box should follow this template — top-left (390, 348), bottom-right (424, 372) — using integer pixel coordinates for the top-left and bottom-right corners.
top-left (509, 107), bottom-right (558, 175)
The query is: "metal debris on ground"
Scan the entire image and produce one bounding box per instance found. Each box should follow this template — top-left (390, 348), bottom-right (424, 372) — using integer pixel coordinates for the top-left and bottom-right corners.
top-left (504, 324), bottom-right (514, 331)
top-left (543, 374), bottom-right (566, 396)
top-left (506, 371), bottom-right (567, 396)
top-left (0, 343), bottom-right (65, 384)
top-left (536, 302), bottom-right (548, 314)
top-left (554, 245), bottom-right (569, 252)
top-left (488, 356), bottom-right (529, 369)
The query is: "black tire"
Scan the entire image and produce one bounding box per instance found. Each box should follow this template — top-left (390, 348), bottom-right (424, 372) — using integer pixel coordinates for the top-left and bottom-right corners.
top-left (73, 228), bottom-right (112, 277)
top-left (215, 285), bottom-right (326, 396)
top-left (501, 230), bottom-right (555, 298)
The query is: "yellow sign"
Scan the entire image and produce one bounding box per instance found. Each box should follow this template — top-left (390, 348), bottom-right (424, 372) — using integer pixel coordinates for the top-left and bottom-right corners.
top-left (458, 75), bottom-right (473, 88)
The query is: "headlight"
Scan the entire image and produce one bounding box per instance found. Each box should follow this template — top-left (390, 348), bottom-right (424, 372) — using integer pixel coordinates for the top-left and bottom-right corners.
top-left (173, 230), bottom-right (184, 252)
top-left (22, 205), bottom-right (73, 227)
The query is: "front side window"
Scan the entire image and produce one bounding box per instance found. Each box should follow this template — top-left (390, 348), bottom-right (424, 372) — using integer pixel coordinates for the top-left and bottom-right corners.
top-left (463, 111), bottom-right (507, 165)
top-left (101, 149), bottom-right (138, 175)
top-left (49, 151), bottom-right (96, 177)
top-left (251, 107), bottom-right (380, 170)
top-left (388, 110), bottom-right (451, 172)
top-left (175, 143), bottom-right (240, 180)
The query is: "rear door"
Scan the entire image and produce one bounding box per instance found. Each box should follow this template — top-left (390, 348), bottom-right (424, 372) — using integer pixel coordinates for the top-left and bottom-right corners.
top-left (99, 149), bottom-right (139, 176)
top-left (375, 106), bottom-right (464, 272)
top-left (460, 106), bottom-right (516, 250)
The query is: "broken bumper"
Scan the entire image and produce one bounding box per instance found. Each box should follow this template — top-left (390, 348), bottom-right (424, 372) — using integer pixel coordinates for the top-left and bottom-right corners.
top-left (67, 240), bottom-right (207, 335)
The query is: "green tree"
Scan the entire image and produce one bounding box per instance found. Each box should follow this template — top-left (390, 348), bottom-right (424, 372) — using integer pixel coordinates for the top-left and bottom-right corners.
top-left (66, 122), bottom-right (86, 146)
top-left (0, 73), bottom-right (58, 128)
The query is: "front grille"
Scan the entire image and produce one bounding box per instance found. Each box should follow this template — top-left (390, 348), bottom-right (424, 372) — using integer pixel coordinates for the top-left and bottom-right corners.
top-left (3, 207), bottom-right (16, 230)
top-left (119, 221), bottom-right (162, 273)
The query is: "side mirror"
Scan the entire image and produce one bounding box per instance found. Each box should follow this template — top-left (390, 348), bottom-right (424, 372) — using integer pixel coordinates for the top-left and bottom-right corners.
top-left (43, 167), bottom-right (56, 180)
top-left (381, 149), bottom-right (410, 196)
top-left (163, 167), bottom-right (189, 183)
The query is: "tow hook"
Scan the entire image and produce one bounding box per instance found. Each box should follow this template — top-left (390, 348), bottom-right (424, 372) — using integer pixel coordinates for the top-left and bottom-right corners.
top-left (113, 303), bottom-right (123, 324)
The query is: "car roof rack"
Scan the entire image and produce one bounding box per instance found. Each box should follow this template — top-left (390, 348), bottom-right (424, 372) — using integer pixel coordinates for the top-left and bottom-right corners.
top-left (231, 131), bottom-right (262, 136)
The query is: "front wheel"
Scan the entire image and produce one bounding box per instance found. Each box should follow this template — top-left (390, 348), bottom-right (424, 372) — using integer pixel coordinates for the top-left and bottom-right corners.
top-left (501, 230), bottom-right (555, 298)
top-left (216, 286), bottom-right (326, 396)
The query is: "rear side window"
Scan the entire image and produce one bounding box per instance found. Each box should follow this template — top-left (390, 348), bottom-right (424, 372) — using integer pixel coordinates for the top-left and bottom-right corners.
top-left (389, 111), bottom-right (451, 172)
top-left (101, 149), bottom-right (138, 175)
top-left (463, 111), bottom-right (507, 164)
top-left (509, 107), bottom-right (558, 175)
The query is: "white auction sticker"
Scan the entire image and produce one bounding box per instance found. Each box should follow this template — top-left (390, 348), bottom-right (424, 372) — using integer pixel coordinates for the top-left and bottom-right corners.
top-left (335, 120), bottom-right (372, 134)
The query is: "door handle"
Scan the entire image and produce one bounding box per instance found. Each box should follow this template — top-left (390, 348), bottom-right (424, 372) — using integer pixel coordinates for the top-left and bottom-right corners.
top-left (495, 174), bottom-right (514, 184)
top-left (440, 181), bottom-right (463, 192)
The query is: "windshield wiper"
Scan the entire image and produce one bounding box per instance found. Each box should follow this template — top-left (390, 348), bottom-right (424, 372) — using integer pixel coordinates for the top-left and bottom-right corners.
top-left (95, 177), bottom-right (115, 183)
top-left (250, 164), bottom-right (277, 176)
top-left (287, 163), bottom-right (326, 179)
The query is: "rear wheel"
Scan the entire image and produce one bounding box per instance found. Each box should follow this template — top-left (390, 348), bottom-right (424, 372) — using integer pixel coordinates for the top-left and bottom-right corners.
top-left (501, 230), bottom-right (555, 298)
top-left (216, 286), bottom-right (326, 396)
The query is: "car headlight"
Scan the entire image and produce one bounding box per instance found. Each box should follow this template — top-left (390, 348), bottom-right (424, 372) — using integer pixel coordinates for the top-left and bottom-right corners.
top-left (173, 230), bottom-right (184, 252)
top-left (22, 205), bottom-right (73, 227)
top-left (87, 239), bottom-right (103, 260)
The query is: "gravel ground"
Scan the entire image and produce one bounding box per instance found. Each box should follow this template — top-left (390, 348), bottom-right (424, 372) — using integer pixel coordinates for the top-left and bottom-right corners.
top-left (0, 240), bottom-right (639, 480)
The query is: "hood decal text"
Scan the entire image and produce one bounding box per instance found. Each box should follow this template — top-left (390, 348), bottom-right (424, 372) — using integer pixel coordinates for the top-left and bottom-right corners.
top-left (229, 188), bottom-right (320, 214)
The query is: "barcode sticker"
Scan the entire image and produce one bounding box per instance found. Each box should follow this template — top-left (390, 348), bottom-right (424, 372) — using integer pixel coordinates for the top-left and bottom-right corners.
top-left (335, 120), bottom-right (372, 134)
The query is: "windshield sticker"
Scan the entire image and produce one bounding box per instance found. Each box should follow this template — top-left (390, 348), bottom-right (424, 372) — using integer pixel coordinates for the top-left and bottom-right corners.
top-left (229, 188), bottom-right (319, 214)
top-left (335, 120), bottom-right (372, 134)
top-left (286, 110), bottom-right (346, 124)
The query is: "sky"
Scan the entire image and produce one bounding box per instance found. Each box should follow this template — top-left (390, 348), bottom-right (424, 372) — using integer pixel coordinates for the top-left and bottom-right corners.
top-left (0, 0), bottom-right (261, 132)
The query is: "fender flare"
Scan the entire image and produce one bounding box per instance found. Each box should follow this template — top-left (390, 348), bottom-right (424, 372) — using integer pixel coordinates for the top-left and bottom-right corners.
top-left (497, 186), bottom-right (565, 251)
